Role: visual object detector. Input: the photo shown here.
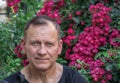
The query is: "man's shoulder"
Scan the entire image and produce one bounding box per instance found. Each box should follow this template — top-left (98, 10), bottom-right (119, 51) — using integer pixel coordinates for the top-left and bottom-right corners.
top-left (63, 66), bottom-right (80, 75)
top-left (0, 71), bottom-right (20, 83)
top-left (61, 66), bottom-right (88, 83)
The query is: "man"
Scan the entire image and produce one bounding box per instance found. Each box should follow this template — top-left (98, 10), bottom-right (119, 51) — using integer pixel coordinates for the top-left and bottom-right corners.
top-left (0, 15), bottom-right (88, 83)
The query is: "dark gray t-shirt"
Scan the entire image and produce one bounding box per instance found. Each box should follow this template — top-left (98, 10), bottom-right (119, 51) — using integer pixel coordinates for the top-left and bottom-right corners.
top-left (0, 66), bottom-right (88, 83)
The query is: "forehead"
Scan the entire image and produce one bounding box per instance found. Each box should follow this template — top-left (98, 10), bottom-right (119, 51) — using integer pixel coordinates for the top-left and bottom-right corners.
top-left (25, 22), bottom-right (58, 41)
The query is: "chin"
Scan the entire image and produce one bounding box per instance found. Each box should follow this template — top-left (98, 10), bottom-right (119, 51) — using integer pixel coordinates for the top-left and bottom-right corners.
top-left (35, 64), bottom-right (51, 71)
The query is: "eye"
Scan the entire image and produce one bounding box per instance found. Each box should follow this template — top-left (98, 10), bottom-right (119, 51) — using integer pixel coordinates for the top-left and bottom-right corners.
top-left (46, 42), bottom-right (54, 47)
top-left (31, 42), bottom-right (39, 46)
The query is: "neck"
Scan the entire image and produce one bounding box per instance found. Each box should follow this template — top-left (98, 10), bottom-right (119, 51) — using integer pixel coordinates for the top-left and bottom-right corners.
top-left (22, 63), bottom-right (62, 83)
top-left (29, 63), bottom-right (57, 81)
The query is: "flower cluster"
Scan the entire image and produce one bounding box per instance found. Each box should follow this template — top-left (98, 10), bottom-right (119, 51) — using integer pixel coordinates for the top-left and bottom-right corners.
top-left (7, 0), bottom-right (21, 13)
top-left (62, 23), bottom-right (76, 46)
top-left (65, 3), bottom-right (118, 82)
top-left (37, 0), bottom-right (65, 24)
top-left (89, 3), bottom-right (112, 27)
top-left (89, 59), bottom-right (112, 83)
top-left (14, 39), bottom-right (29, 66)
top-left (109, 29), bottom-right (120, 46)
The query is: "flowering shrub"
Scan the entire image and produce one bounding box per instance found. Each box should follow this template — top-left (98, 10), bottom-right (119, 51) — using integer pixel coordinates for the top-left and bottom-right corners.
top-left (7, 0), bottom-right (21, 13)
top-left (65, 3), bottom-right (119, 83)
top-left (0, 0), bottom-right (120, 82)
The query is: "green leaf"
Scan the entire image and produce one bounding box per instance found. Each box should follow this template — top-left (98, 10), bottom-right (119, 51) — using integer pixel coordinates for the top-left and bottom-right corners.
top-left (118, 21), bottom-right (120, 25)
top-left (118, 63), bottom-right (120, 69)
top-left (72, 17), bottom-right (80, 24)
top-left (95, 51), bottom-right (109, 60)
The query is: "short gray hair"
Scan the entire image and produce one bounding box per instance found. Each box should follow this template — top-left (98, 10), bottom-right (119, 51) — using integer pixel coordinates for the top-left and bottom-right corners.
top-left (24, 15), bottom-right (61, 40)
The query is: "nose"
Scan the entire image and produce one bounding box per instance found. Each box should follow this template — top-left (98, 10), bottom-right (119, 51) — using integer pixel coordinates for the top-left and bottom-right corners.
top-left (37, 44), bottom-right (47, 55)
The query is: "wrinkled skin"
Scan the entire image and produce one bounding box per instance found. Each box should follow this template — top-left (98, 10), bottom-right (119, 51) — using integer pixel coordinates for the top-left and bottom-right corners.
top-left (22, 22), bottom-right (63, 71)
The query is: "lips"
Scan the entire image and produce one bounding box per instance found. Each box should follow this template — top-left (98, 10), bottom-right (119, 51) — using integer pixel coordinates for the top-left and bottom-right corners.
top-left (35, 57), bottom-right (49, 61)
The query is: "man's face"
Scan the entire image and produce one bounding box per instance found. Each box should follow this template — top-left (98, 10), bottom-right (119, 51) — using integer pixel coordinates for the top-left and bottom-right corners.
top-left (22, 23), bottom-right (62, 70)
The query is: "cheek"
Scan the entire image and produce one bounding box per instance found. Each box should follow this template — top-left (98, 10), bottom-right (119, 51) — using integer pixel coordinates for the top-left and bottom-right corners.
top-left (25, 46), bottom-right (36, 57)
top-left (48, 47), bottom-right (59, 58)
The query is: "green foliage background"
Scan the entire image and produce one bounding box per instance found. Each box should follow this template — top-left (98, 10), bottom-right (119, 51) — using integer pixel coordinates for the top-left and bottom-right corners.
top-left (0, 0), bottom-right (43, 80)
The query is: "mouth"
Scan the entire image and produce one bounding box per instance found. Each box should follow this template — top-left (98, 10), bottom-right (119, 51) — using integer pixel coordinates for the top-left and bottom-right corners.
top-left (35, 58), bottom-right (49, 62)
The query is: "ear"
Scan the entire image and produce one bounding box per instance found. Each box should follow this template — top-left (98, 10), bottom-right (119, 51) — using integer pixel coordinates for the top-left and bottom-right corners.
top-left (58, 39), bottom-right (63, 55)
